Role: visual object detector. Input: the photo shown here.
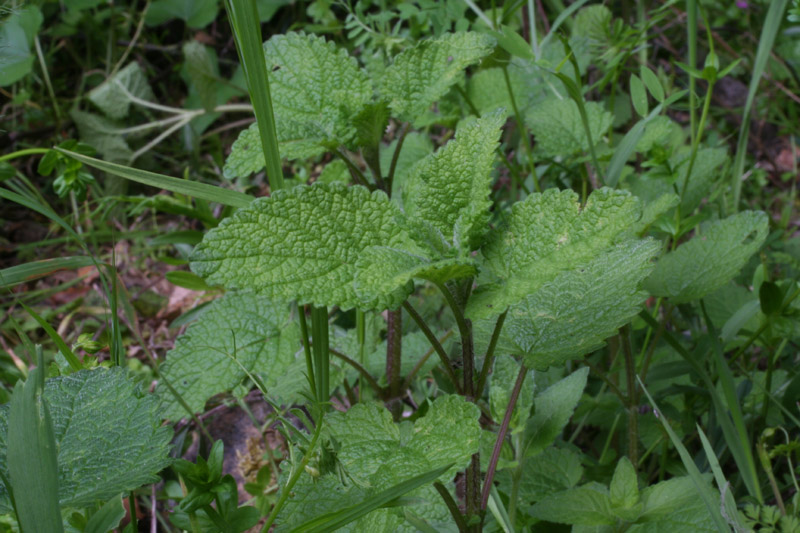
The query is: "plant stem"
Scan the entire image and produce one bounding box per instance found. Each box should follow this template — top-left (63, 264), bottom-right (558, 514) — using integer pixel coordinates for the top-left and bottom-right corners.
top-left (475, 310), bottom-right (507, 400)
top-left (679, 76), bottom-right (714, 201)
top-left (686, 0), bottom-right (698, 145)
top-left (387, 309), bottom-right (403, 400)
top-left (357, 309), bottom-right (366, 402)
top-left (481, 364), bottom-right (527, 510)
top-left (298, 306), bottom-right (317, 401)
top-left (621, 325), bottom-right (639, 467)
top-left (332, 148), bottom-right (372, 189)
top-left (261, 414), bottom-right (324, 532)
top-left (0, 148), bottom-right (50, 163)
top-left (403, 330), bottom-right (455, 390)
top-left (326, 347), bottom-right (382, 395)
top-left (386, 123), bottom-right (409, 194)
top-left (402, 301), bottom-right (462, 393)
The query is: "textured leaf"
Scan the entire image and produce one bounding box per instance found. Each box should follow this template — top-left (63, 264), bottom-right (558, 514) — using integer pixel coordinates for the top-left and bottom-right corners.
top-left (499, 240), bottom-right (659, 369)
top-left (191, 183), bottom-right (424, 310)
top-left (489, 354), bottom-right (535, 433)
top-left (0, 368), bottom-right (172, 510)
top-left (277, 396), bottom-right (478, 531)
top-left (88, 62), bottom-right (155, 119)
top-left (223, 33), bottom-right (372, 177)
top-left (645, 211), bottom-right (768, 303)
top-left (327, 395), bottom-right (480, 482)
top-left (526, 98), bottom-right (613, 158)
top-left (158, 292), bottom-right (299, 420)
top-left (382, 32), bottom-right (495, 122)
top-left (404, 111), bottom-right (504, 252)
top-left (627, 477), bottom-right (716, 532)
top-left (610, 457), bottom-right (640, 510)
top-left (469, 188), bottom-right (642, 319)
top-left (524, 367), bottom-right (589, 455)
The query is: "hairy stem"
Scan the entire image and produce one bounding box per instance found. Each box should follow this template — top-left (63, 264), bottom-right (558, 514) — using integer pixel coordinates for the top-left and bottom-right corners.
top-left (326, 347), bottom-right (382, 395)
top-left (475, 310), bottom-right (507, 400)
top-left (387, 309), bottom-right (403, 400)
top-left (402, 301), bottom-right (462, 393)
top-left (386, 123), bottom-right (409, 194)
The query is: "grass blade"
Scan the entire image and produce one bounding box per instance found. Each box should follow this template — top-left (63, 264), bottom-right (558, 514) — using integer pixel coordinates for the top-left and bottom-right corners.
top-left (289, 464), bottom-right (453, 533)
top-left (0, 187), bottom-right (84, 249)
top-left (697, 425), bottom-right (746, 531)
top-left (0, 256), bottom-right (96, 289)
top-left (55, 149), bottom-right (254, 208)
top-left (731, 0), bottom-right (789, 210)
top-left (638, 377), bottom-right (730, 533)
top-left (7, 355), bottom-right (64, 533)
top-left (225, 0), bottom-right (284, 192)
top-left (19, 302), bottom-right (82, 372)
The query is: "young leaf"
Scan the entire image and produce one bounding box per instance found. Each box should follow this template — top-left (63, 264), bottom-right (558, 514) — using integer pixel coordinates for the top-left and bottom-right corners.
top-left (88, 62), bottom-right (155, 119)
top-left (182, 40), bottom-right (218, 112)
top-left (224, 31), bottom-right (371, 179)
top-left (190, 183), bottom-right (424, 310)
top-left (403, 110), bottom-right (504, 252)
top-left (645, 211), bottom-right (768, 303)
top-left (0, 368), bottom-right (172, 510)
top-left (524, 367), bottom-right (589, 456)
top-left (499, 447), bottom-right (584, 509)
top-left (609, 457), bottom-right (640, 511)
top-left (469, 188), bottom-right (642, 319)
top-left (158, 292), bottom-right (299, 420)
top-left (530, 482), bottom-right (616, 526)
top-left (495, 239), bottom-right (659, 370)
top-left (525, 97), bottom-right (613, 158)
top-left (0, 5), bottom-right (43, 87)
top-left (640, 65), bottom-right (665, 102)
top-left (381, 32), bottom-right (495, 122)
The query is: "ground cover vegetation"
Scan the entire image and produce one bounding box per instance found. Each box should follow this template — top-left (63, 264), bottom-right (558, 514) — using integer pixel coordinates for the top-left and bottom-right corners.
top-left (1, 0), bottom-right (799, 531)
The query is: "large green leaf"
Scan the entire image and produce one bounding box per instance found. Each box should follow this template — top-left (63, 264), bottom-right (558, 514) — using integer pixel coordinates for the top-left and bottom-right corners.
top-left (403, 111), bottom-right (504, 252)
top-left (0, 368), bottom-right (172, 511)
top-left (645, 211), bottom-right (768, 303)
top-left (158, 292), bottom-right (299, 420)
top-left (88, 62), bottom-right (155, 119)
top-left (494, 239), bottom-right (659, 369)
top-left (191, 183), bottom-right (424, 310)
top-left (469, 188), bottom-right (642, 319)
top-left (224, 32), bottom-right (372, 177)
top-left (525, 98), bottom-right (613, 158)
top-left (277, 396), bottom-right (478, 531)
top-left (381, 32), bottom-right (495, 122)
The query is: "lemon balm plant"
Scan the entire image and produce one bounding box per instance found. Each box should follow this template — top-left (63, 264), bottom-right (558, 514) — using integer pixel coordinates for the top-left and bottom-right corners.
top-left (1, 0), bottom-right (787, 531)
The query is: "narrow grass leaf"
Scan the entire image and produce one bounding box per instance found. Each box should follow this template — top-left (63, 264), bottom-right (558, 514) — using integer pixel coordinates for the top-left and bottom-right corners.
top-left (697, 425), bottom-right (746, 531)
top-left (19, 302), bottom-right (82, 372)
top-left (55, 149), bottom-right (254, 208)
top-left (0, 256), bottom-right (96, 289)
top-left (638, 377), bottom-right (730, 533)
top-left (0, 187), bottom-right (84, 248)
top-left (731, 0), bottom-right (789, 210)
top-left (288, 464), bottom-right (453, 533)
top-left (225, 0), bottom-right (284, 192)
top-left (7, 365), bottom-right (63, 533)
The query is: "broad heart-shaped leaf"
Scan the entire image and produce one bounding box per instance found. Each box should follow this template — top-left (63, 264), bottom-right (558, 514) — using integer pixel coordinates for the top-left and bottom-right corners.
top-left (492, 239), bottom-right (659, 370)
top-left (0, 368), bottom-right (172, 511)
top-left (403, 111), bottom-right (504, 253)
top-left (190, 183), bottom-right (424, 311)
top-left (158, 292), bottom-right (299, 420)
top-left (223, 32), bottom-right (372, 178)
top-left (88, 62), bottom-right (155, 119)
top-left (468, 188), bottom-right (642, 320)
top-left (276, 396), bottom-right (478, 531)
top-left (525, 98), bottom-right (613, 158)
top-left (381, 32), bottom-right (495, 123)
top-left (645, 211), bottom-right (768, 304)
